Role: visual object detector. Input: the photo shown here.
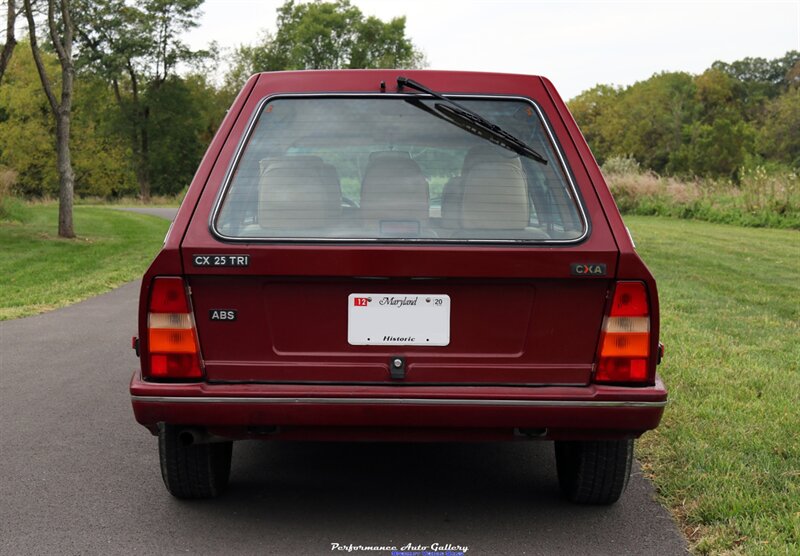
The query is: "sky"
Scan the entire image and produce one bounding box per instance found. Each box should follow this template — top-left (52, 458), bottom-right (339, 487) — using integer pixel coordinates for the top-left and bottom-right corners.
top-left (186, 0), bottom-right (800, 100)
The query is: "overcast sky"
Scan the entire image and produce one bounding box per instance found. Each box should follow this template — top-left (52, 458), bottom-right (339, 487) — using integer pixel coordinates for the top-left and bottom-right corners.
top-left (186, 0), bottom-right (800, 100)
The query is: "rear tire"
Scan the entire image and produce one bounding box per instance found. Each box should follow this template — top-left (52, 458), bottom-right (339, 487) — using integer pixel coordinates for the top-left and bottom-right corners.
top-left (158, 425), bottom-right (233, 499)
top-left (554, 439), bottom-right (633, 505)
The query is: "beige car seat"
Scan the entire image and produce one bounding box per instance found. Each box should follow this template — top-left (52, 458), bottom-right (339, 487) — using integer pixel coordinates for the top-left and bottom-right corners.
top-left (360, 151), bottom-right (430, 236)
top-left (443, 145), bottom-right (529, 233)
top-left (257, 156), bottom-right (342, 232)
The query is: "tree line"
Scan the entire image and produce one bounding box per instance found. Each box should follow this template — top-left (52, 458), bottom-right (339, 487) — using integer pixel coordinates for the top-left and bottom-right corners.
top-left (2, 0), bottom-right (797, 239)
top-left (568, 51), bottom-right (799, 179)
top-left (0, 0), bottom-right (422, 237)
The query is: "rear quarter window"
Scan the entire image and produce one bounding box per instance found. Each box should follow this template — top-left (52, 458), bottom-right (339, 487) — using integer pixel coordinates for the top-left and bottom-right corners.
top-left (213, 95), bottom-right (587, 243)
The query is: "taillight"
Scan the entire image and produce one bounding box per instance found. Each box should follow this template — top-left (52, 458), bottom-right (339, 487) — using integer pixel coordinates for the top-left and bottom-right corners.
top-left (595, 281), bottom-right (650, 383)
top-left (145, 277), bottom-right (203, 380)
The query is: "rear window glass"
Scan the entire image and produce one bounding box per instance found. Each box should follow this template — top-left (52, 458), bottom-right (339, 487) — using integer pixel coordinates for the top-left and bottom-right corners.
top-left (214, 96), bottom-right (586, 242)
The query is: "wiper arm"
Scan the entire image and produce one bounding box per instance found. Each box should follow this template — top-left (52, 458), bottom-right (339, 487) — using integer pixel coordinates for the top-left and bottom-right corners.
top-left (397, 76), bottom-right (547, 165)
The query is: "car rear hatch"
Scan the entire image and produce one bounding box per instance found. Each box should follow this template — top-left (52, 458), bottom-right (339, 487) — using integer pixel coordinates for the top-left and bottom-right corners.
top-left (180, 243), bottom-right (617, 386)
top-left (178, 80), bottom-right (620, 387)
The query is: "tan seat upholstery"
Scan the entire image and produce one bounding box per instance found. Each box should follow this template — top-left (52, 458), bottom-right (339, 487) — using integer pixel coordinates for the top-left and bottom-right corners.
top-left (442, 145), bottom-right (528, 231)
top-left (459, 147), bottom-right (529, 231)
top-left (462, 145), bottom-right (523, 173)
top-left (360, 151), bottom-right (430, 233)
top-left (440, 176), bottom-right (464, 229)
top-left (258, 156), bottom-right (341, 231)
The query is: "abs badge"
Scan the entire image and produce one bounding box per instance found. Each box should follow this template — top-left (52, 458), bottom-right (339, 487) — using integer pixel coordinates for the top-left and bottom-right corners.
top-left (571, 263), bottom-right (607, 276)
top-left (210, 309), bottom-right (237, 321)
top-left (193, 254), bottom-right (249, 267)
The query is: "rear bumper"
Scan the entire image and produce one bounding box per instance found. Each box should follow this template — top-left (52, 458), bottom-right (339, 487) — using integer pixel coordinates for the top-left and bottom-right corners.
top-left (130, 372), bottom-right (667, 441)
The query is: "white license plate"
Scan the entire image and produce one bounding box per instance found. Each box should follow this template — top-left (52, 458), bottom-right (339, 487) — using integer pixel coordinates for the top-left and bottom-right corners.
top-left (347, 293), bottom-right (450, 346)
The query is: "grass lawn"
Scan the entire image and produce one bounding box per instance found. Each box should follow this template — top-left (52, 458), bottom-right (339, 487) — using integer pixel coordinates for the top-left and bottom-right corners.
top-left (1, 204), bottom-right (169, 320)
top-left (626, 216), bottom-right (800, 555)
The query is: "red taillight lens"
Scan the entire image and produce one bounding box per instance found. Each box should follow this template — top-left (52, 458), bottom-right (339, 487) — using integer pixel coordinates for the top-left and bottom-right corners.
top-left (144, 277), bottom-right (202, 380)
top-left (608, 281), bottom-right (649, 317)
top-left (149, 354), bottom-right (201, 378)
top-left (149, 277), bottom-right (190, 313)
top-left (595, 281), bottom-right (651, 383)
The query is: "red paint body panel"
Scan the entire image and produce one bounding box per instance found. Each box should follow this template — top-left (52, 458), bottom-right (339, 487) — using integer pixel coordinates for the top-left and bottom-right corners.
top-left (192, 277), bottom-right (606, 384)
top-left (133, 70), bottom-right (666, 442)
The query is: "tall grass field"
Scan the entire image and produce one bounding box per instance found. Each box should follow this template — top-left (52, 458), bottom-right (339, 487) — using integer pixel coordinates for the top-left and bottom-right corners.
top-left (603, 159), bottom-right (800, 230)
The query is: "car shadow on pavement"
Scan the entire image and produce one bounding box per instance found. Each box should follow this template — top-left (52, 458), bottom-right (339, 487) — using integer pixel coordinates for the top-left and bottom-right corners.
top-left (230, 440), bottom-right (560, 508)
top-left (152, 440), bottom-right (686, 555)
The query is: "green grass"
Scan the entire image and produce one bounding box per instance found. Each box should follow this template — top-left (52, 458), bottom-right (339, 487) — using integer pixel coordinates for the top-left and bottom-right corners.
top-left (1, 204), bottom-right (169, 320)
top-left (626, 216), bottom-right (800, 554)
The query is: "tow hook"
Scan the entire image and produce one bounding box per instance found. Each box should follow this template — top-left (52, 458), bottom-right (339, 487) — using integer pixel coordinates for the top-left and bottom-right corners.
top-left (389, 356), bottom-right (406, 380)
top-left (132, 336), bottom-right (140, 358)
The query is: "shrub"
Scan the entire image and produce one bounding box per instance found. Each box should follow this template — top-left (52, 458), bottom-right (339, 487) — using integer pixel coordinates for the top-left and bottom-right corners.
top-left (602, 155), bottom-right (643, 176)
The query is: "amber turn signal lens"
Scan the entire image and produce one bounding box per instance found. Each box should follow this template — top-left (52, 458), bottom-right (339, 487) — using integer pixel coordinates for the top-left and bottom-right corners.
top-left (148, 328), bottom-right (198, 354)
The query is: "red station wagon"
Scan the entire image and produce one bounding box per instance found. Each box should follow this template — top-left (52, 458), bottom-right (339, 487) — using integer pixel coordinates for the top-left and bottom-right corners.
top-left (130, 70), bottom-right (667, 504)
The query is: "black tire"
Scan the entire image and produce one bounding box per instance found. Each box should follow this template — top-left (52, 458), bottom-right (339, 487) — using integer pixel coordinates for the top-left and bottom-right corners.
top-left (158, 425), bottom-right (233, 499)
top-left (554, 439), bottom-right (633, 505)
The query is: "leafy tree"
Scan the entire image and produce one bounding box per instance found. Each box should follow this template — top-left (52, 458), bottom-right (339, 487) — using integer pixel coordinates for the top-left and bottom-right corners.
top-left (786, 59), bottom-right (800, 89)
top-left (0, 0), bottom-right (17, 84)
top-left (671, 69), bottom-right (754, 178)
top-left (0, 41), bottom-right (137, 198)
top-left (349, 13), bottom-right (420, 69)
top-left (566, 84), bottom-right (623, 165)
top-left (711, 50), bottom-right (800, 120)
top-left (617, 72), bottom-right (697, 175)
top-left (181, 71), bottom-right (231, 150)
top-left (712, 51), bottom-right (799, 94)
top-left (24, 0), bottom-right (77, 237)
top-left (71, 74), bottom-right (138, 197)
top-left (0, 41), bottom-right (59, 196)
top-left (758, 88), bottom-right (800, 169)
top-left (75, 0), bottom-right (207, 200)
top-left (570, 52), bottom-right (800, 179)
top-left (143, 76), bottom-right (203, 195)
top-left (226, 0), bottom-right (424, 90)
top-left (674, 119), bottom-right (753, 179)
top-left (569, 74), bottom-right (698, 174)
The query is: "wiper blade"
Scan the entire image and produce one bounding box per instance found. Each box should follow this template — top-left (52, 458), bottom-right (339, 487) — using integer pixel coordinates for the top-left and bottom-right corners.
top-left (434, 103), bottom-right (548, 165)
top-left (397, 76), bottom-right (547, 165)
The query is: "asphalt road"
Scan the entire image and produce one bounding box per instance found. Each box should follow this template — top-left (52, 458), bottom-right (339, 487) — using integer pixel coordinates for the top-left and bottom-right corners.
top-left (0, 209), bottom-right (688, 555)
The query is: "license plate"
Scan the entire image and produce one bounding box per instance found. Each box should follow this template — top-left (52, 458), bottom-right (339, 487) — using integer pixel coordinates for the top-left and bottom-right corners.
top-left (348, 293), bottom-right (450, 346)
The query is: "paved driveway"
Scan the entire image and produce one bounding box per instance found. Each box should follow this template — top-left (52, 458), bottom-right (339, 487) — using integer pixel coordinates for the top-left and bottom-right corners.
top-left (0, 208), bottom-right (687, 555)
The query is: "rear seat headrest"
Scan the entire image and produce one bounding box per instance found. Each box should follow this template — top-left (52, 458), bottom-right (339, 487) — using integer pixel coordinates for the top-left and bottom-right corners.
top-left (361, 153), bottom-right (429, 225)
top-left (368, 150), bottom-right (412, 162)
top-left (258, 156), bottom-right (341, 230)
top-left (259, 155), bottom-right (329, 176)
top-left (460, 158), bottom-right (529, 230)
top-left (462, 145), bottom-right (523, 173)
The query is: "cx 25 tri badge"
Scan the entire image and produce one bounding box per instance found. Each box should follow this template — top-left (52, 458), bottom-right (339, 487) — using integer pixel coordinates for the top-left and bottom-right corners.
top-left (193, 254), bottom-right (250, 267)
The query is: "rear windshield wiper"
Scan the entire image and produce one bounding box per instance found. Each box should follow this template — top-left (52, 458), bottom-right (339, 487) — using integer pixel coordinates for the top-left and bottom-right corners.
top-left (397, 76), bottom-right (547, 165)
